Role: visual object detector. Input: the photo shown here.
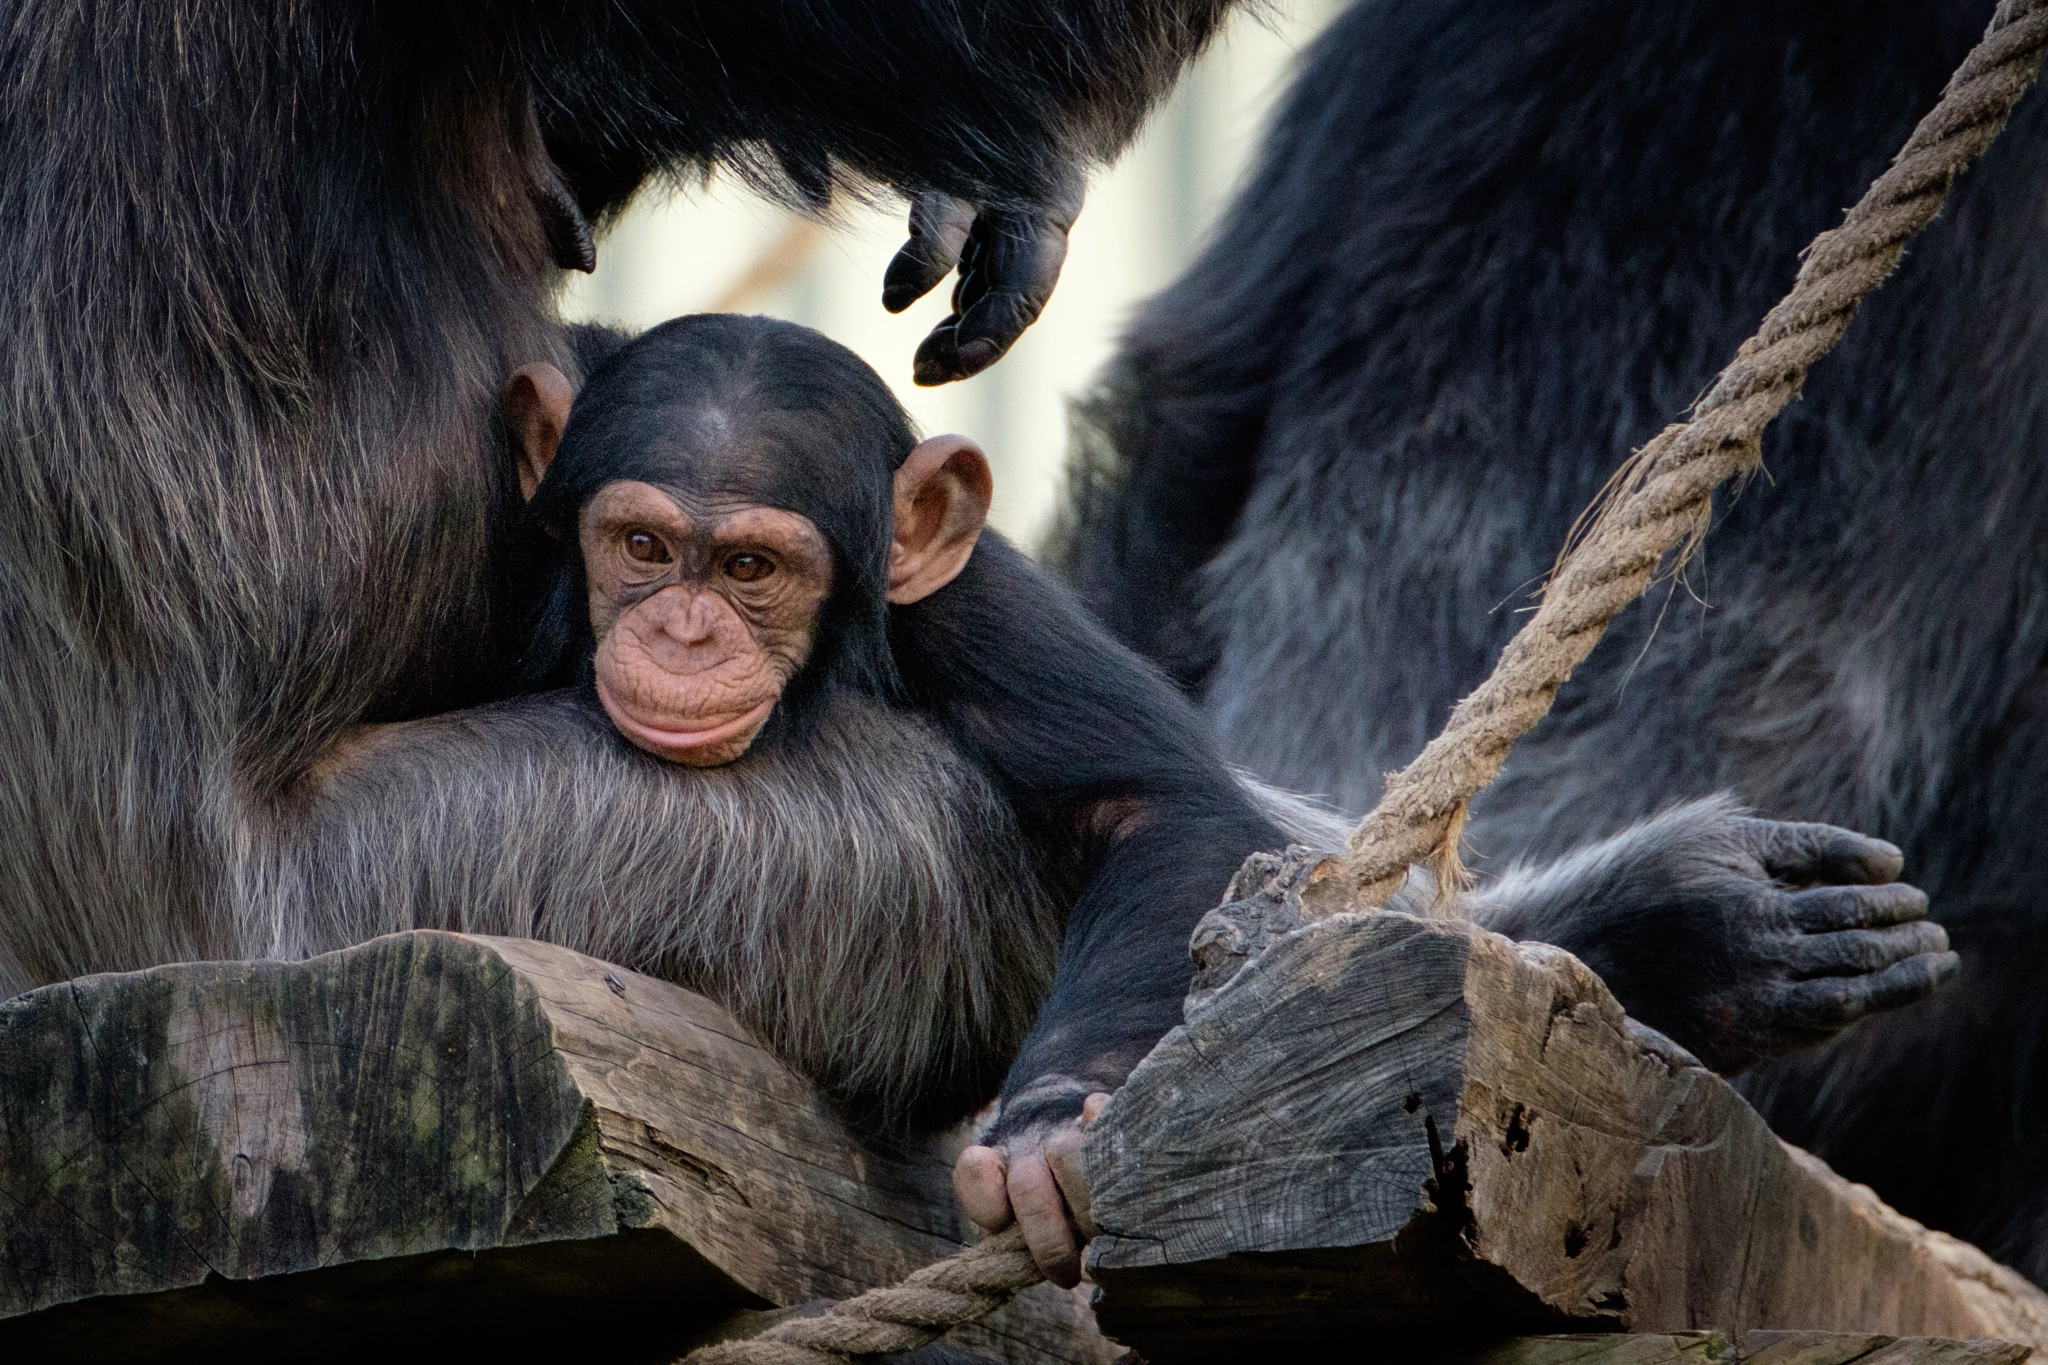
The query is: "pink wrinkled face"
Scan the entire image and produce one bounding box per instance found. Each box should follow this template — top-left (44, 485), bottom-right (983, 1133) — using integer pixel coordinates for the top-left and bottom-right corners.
top-left (581, 481), bottom-right (832, 766)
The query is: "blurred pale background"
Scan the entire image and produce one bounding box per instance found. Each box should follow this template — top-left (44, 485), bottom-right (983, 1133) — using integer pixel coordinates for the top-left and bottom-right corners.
top-left (560, 0), bottom-right (1343, 547)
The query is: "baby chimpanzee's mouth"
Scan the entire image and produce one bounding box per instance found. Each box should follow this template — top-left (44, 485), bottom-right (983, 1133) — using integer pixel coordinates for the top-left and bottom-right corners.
top-left (595, 681), bottom-right (774, 764)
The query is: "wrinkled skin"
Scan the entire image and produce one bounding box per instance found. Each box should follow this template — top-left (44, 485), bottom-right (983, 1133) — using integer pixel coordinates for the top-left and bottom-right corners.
top-left (581, 482), bottom-right (832, 766)
top-left (885, 183), bottom-right (1084, 386)
top-left (955, 1092), bottom-right (1110, 1286)
top-left (1473, 801), bottom-right (1957, 1076)
top-left (958, 800), bottom-right (1954, 1286)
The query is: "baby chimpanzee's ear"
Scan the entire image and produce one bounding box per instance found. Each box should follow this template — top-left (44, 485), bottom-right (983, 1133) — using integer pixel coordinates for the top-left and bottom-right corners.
top-left (888, 435), bottom-right (993, 604)
top-left (502, 363), bottom-right (575, 501)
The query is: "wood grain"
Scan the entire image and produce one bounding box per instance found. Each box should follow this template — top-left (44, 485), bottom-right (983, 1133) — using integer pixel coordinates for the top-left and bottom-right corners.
top-left (7, 918), bottom-right (2040, 1365)
top-left (0, 931), bottom-right (1111, 1364)
top-left (1457, 1334), bottom-right (2028, 1365)
top-left (1081, 911), bottom-right (2048, 1363)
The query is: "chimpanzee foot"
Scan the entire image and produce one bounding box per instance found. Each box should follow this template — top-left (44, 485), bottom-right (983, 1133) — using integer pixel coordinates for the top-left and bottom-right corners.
top-left (1470, 796), bottom-right (1959, 1076)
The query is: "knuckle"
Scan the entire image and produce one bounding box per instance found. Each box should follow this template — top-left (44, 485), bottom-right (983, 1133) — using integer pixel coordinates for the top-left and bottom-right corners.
top-left (1791, 979), bottom-right (1857, 1020)
top-left (1012, 1186), bottom-right (1057, 1224)
top-left (1895, 920), bottom-right (1947, 953)
top-left (1788, 885), bottom-right (1852, 927)
top-left (1759, 817), bottom-right (1823, 852)
top-left (1834, 933), bottom-right (1889, 971)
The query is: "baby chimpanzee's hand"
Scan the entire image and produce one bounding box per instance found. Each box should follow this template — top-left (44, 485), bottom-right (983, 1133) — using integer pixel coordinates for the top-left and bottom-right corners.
top-left (1472, 797), bottom-right (1958, 1076)
top-left (953, 1091), bottom-right (1110, 1287)
top-left (883, 177), bottom-right (1084, 387)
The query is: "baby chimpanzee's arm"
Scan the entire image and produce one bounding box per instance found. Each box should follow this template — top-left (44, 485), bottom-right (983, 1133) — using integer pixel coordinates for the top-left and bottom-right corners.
top-left (892, 532), bottom-right (1285, 1280)
top-left (895, 534), bottom-right (1283, 1101)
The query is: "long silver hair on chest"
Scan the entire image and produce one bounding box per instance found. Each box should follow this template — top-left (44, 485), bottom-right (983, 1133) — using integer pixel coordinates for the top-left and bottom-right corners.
top-left (247, 691), bottom-right (1066, 1130)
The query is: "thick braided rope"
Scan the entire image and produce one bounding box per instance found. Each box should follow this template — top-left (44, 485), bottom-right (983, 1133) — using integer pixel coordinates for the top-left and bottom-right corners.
top-left (681, 6), bottom-right (2048, 1362)
top-left (1336, 0), bottom-right (2048, 910)
top-left (682, 1228), bottom-right (1040, 1365)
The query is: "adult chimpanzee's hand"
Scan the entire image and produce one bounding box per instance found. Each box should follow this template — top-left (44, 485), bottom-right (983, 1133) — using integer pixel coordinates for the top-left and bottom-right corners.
top-left (883, 178), bottom-right (1084, 386)
top-left (1474, 798), bottom-right (1959, 1076)
top-left (953, 1091), bottom-right (1110, 1286)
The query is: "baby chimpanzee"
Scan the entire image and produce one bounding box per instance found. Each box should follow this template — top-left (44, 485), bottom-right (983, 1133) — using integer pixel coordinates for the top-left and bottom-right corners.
top-left (298, 314), bottom-right (1947, 1283)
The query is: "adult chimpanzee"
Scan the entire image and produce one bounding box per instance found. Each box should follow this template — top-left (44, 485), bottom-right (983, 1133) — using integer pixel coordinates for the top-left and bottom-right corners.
top-left (291, 313), bottom-right (1951, 1282)
top-left (0, 0), bottom-right (1243, 1000)
top-left (1050, 0), bottom-right (2048, 1278)
top-left (0, 0), bottom-right (1959, 1288)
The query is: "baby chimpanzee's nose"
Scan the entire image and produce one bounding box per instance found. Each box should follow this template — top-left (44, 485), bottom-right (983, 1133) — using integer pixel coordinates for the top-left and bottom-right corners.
top-left (640, 587), bottom-right (741, 671)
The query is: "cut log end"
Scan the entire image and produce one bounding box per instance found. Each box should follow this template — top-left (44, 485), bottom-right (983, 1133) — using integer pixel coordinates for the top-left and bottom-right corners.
top-left (1082, 911), bottom-right (2048, 1363)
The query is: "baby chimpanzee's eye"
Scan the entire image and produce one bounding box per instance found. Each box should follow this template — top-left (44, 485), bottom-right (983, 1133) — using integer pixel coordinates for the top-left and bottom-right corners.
top-left (724, 553), bottom-right (775, 583)
top-left (625, 531), bottom-right (672, 564)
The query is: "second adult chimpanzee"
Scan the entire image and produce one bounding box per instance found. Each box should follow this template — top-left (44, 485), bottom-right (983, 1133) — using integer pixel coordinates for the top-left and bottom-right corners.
top-left (0, 0), bottom-right (1234, 1006)
top-left (1049, 0), bottom-right (2048, 1279)
top-left (293, 314), bottom-right (1952, 1282)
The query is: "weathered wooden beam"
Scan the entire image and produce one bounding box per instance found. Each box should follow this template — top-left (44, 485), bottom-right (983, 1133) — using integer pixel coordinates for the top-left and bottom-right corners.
top-left (9, 917), bottom-right (2043, 1365)
top-left (1440, 1333), bottom-right (2028, 1365)
top-left (0, 931), bottom-right (1112, 1365)
top-left (1080, 911), bottom-right (2048, 1364)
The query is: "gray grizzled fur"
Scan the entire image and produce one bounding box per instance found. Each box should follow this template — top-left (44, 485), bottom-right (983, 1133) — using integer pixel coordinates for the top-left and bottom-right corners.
top-left (260, 691), bottom-right (1062, 1132)
top-left (1231, 769), bottom-right (1358, 854)
top-left (0, 1), bottom-right (1232, 990)
top-left (1049, 0), bottom-right (2045, 1277)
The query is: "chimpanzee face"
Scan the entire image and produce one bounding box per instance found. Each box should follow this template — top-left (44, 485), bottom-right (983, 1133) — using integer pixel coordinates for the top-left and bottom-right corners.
top-left (579, 480), bottom-right (834, 766)
top-left (502, 321), bottom-right (994, 770)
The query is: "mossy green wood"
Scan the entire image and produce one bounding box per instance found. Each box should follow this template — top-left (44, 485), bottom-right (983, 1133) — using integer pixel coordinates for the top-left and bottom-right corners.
top-left (0, 932), bottom-right (1110, 1364)
top-left (0, 935), bottom-right (591, 1293)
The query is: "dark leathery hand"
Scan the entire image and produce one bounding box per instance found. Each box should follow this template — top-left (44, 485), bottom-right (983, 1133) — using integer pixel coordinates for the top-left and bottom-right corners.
top-left (1512, 805), bottom-right (1960, 1076)
top-left (884, 182), bottom-right (1082, 386)
top-left (1664, 817), bottom-right (1954, 1072)
top-left (1742, 814), bottom-right (1905, 888)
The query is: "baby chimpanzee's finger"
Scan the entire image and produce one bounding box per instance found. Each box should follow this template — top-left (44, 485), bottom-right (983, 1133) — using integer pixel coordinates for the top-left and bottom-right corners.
top-left (1785, 880), bottom-right (1930, 932)
top-left (1736, 817), bottom-right (1905, 887)
top-left (1787, 919), bottom-right (1950, 978)
top-left (1779, 951), bottom-right (1960, 1028)
top-left (1006, 1150), bottom-right (1084, 1287)
top-left (953, 1144), bottom-right (1015, 1232)
top-left (883, 193), bottom-right (977, 313)
top-left (1042, 1092), bottom-right (1112, 1243)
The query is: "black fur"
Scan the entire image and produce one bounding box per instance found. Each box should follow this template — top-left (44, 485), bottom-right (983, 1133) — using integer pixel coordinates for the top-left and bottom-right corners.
top-left (299, 314), bottom-right (1290, 1138)
top-left (295, 316), bottom-right (1900, 1147)
top-left (892, 533), bottom-right (1285, 1132)
top-left (524, 316), bottom-right (910, 702)
top-left (545, 315), bottom-right (1301, 1137)
top-left (1052, 0), bottom-right (2048, 1277)
top-left (0, 0), bottom-right (1234, 993)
